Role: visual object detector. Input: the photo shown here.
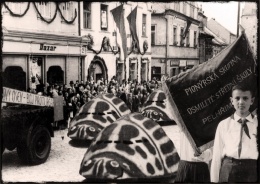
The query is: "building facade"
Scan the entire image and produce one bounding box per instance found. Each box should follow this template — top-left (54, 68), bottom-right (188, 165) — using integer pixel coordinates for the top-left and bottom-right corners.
top-left (240, 2), bottom-right (257, 56)
top-left (207, 18), bottom-right (237, 45)
top-left (2, 2), bottom-right (152, 92)
top-left (151, 2), bottom-right (200, 79)
top-left (2, 2), bottom-right (89, 91)
top-left (80, 2), bottom-right (152, 84)
top-left (197, 10), bottom-right (214, 63)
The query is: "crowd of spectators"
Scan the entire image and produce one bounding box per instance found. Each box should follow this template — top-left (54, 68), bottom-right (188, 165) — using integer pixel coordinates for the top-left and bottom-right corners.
top-left (28, 76), bottom-right (160, 128)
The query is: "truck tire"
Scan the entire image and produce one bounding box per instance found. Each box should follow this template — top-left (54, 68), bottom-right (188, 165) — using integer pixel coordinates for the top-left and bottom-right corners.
top-left (17, 125), bottom-right (51, 165)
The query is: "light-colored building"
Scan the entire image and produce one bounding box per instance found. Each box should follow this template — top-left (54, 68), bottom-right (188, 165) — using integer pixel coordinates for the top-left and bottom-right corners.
top-left (2, 2), bottom-right (89, 90)
top-left (2, 2), bottom-right (152, 91)
top-left (207, 18), bottom-right (237, 45)
top-left (240, 2), bottom-right (257, 56)
top-left (151, 2), bottom-right (200, 79)
top-left (80, 2), bottom-right (152, 84)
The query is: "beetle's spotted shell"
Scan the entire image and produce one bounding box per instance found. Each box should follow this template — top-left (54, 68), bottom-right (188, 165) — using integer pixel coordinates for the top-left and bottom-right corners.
top-left (141, 90), bottom-right (173, 122)
top-left (79, 113), bottom-right (180, 180)
top-left (67, 94), bottom-right (131, 141)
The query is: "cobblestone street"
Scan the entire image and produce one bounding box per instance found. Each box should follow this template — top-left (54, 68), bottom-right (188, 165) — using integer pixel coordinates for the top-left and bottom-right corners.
top-left (2, 125), bottom-right (180, 183)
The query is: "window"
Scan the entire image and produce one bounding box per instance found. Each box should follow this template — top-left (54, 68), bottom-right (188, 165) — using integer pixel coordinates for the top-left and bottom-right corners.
top-left (101, 4), bottom-right (108, 31)
top-left (173, 26), bottom-right (177, 45)
top-left (194, 31), bottom-right (197, 47)
top-left (190, 7), bottom-right (194, 18)
top-left (180, 28), bottom-right (184, 46)
top-left (83, 2), bottom-right (91, 29)
top-left (151, 25), bottom-right (156, 45)
top-left (35, 2), bottom-right (54, 19)
top-left (60, 2), bottom-right (75, 21)
top-left (130, 63), bottom-right (136, 81)
top-left (142, 14), bottom-right (147, 36)
top-left (29, 56), bottom-right (43, 90)
top-left (186, 30), bottom-right (190, 46)
top-left (175, 2), bottom-right (180, 11)
top-left (171, 68), bottom-right (177, 76)
top-left (183, 2), bottom-right (186, 14)
top-left (141, 63), bottom-right (147, 82)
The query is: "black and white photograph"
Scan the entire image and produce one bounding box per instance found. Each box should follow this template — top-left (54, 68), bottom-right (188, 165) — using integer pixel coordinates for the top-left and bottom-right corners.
top-left (1, 1), bottom-right (258, 183)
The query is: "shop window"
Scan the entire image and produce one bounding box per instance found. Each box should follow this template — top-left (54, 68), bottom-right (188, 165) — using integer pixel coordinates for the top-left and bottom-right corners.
top-left (29, 57), bottom-right (43, 91)
top-left (151, 67), bottom-right (161, 80)
top-left (101, 4), bottom-right (108, 31)
top-left (151, 25), bottom-right (156, 45)
top-left (47, 66), bottom-right (64, 85)
top-left (3, 66), bottom-right (26, 91)
top-left (142, 14), bottom-right (147, 36)
top-left (83, 2), bottom-right (91, 29)
top-left (171, 68), bottom-right (177, 76)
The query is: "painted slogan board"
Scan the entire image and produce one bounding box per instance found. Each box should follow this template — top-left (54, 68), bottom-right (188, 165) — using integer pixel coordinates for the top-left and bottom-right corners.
top-left (162, 33), bottom-right (257, 153)
top-left (2, 87), bottom-right (54, 107)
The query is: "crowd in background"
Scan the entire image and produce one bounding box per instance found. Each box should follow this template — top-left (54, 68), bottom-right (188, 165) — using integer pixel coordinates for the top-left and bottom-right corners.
top-left (28, 76), bottom-right (160, 127)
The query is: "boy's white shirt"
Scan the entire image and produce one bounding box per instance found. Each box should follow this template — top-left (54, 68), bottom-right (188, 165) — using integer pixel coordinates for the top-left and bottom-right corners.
top-left (210, 113), bottom-right (258, 182)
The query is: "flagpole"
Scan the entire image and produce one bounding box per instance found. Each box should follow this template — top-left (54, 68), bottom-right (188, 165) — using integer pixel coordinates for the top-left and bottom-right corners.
top-left (237, 2), bottom-right (240, 37)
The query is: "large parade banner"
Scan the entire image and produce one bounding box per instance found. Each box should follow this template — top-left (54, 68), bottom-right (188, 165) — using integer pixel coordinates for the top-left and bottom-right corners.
top-left (162, 33), bottom-right (257, 153)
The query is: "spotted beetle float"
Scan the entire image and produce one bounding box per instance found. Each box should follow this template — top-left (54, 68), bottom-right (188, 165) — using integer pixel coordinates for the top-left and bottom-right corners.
top-left (141, 89), bottom-right (174, 123)
top-left (79, 113), bottom-right (180, 181)
top-left (67, 94), bottom-right (131, 141)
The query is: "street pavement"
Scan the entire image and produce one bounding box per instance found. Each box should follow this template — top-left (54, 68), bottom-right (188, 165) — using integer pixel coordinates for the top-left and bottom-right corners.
top-left (2, 125), bottom-right (180, 183)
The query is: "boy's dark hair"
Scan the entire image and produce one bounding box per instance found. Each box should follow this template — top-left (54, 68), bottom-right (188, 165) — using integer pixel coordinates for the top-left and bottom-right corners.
top-left (231, 84), bottom-right (255, 97)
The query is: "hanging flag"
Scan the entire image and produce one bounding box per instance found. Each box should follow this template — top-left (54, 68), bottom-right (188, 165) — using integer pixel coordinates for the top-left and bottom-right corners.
top-left (111, 4), bottom-right (127, 61)
top-left (162, 33), bottom-right (257, 154)
top-left (127, 6), bottom-right (139, 51)
top-left (183, 19), bottom-right (192, 38)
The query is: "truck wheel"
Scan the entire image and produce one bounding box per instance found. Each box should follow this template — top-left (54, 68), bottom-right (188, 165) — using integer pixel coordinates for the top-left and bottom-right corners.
top-left (17, 126), bottom-right (51, 165)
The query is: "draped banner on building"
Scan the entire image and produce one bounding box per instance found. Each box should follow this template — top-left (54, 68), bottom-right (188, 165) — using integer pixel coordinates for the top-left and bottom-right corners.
top-left (162, 33), bottom-right (257, 154)
top-left (127, 6), bottom-right (139, 50)
top-left (111, 4), bottom-right (127, 61)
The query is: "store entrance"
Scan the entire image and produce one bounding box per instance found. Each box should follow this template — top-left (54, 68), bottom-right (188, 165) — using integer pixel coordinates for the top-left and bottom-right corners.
top-left (3, 66), bottom-right (26, 91)
top-left (47, 66), bottom-right (64, 85)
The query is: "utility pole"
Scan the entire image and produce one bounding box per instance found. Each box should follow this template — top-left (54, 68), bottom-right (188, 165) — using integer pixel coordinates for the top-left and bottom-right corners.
top-left (237, 2), bottom-right (240, 37)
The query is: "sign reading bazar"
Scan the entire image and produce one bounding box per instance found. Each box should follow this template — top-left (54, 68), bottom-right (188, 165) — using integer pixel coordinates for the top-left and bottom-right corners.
top-left (40, 43), bottom-right (56, 51)
top-left (162, 33), bottom-right (257, 153)
top-left (2, 87), bottom-right (54, 107)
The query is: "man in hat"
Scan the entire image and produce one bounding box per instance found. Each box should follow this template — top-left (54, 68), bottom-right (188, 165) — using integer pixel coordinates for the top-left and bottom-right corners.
top-left (69, 80), bottom-right (76, 94)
